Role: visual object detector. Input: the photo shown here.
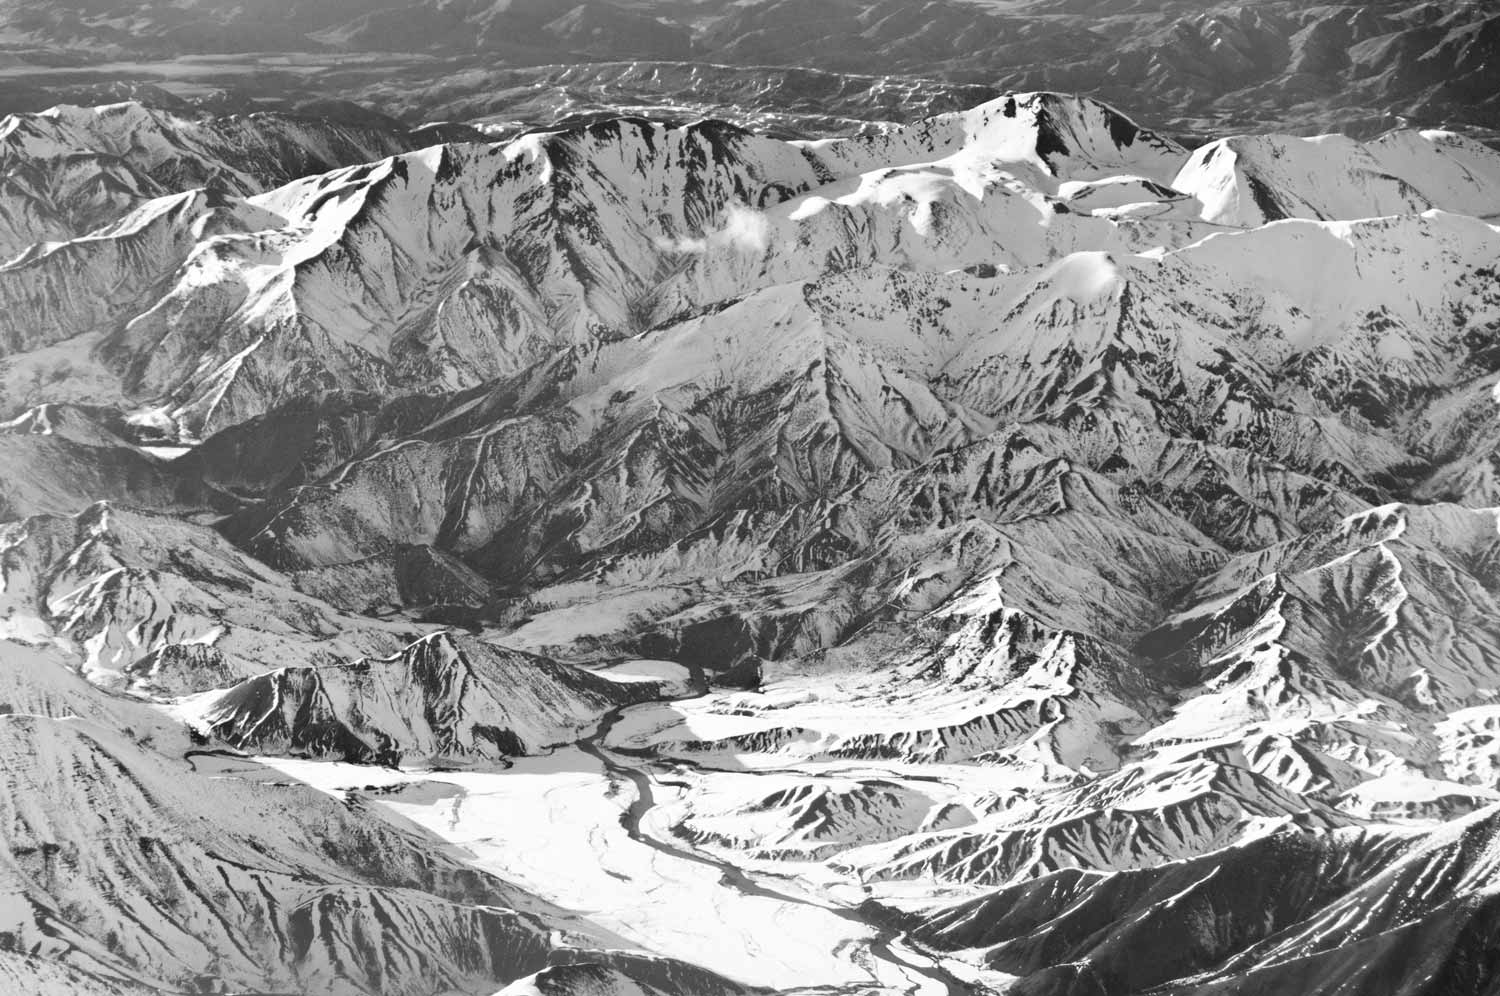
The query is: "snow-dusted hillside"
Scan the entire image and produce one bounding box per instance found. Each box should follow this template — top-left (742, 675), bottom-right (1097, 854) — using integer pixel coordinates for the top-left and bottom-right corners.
top-left (184, 631), bottom-right (664, 765)
top-left (0, 642), bottom-right (744, 996)
top-left (0, 101), bottom-right (464, 258)
top-left (2, 87), bottom-right (1500, 996)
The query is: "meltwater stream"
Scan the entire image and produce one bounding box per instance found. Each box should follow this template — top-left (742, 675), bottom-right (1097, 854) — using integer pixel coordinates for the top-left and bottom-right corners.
top-left (577, 705), bottom-right (976, 996)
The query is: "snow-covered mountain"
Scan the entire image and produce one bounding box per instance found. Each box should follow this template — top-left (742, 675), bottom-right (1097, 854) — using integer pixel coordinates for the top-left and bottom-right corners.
top-left (2, 84), bottom-right (1500, 996)
top-left (0, 640), bottom-right (745, 996)
top-left (0, 100), bottom-right (468, 258)
top-left (185, 631), bottom-right (666, 765)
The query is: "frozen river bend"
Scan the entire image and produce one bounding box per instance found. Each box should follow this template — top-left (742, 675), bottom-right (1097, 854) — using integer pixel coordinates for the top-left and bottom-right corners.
top-left (3, 86), bottom-right (1500, 996)
top-left (257, 718), bottom-right (979, 995)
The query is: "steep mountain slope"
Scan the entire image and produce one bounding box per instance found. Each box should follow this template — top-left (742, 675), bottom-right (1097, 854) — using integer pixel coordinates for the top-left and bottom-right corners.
top-left (0, 501), bottom-right (416, 693)
top-left (897, 810), bottom-right (1500, 996)
top-left (0, 100), bottom-right (465, 257)
top-left (0, 405), bottom-right (211, 518)
top-left (186, 631), bottom-right (664, 765)
top-left (1172, 128), bottom-right (1500, 226)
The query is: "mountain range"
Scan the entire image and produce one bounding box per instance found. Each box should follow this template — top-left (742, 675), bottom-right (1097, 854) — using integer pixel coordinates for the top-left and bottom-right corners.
top-left (1, 53), bottom-right (1500, 996)
top-left (0, 1), bottom-right (1496, 145)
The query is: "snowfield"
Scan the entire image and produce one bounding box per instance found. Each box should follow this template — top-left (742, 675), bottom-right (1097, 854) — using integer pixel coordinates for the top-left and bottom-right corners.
top-left (256, 745), bottom-right (974, 994)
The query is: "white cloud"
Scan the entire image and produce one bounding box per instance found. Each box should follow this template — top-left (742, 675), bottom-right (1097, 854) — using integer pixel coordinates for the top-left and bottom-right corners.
top-left (658, 202), bottom-right (770, 255)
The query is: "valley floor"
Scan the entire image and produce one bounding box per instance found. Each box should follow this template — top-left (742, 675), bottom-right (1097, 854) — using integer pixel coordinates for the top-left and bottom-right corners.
top-left (252, 705), bottom-right (1005, 996)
